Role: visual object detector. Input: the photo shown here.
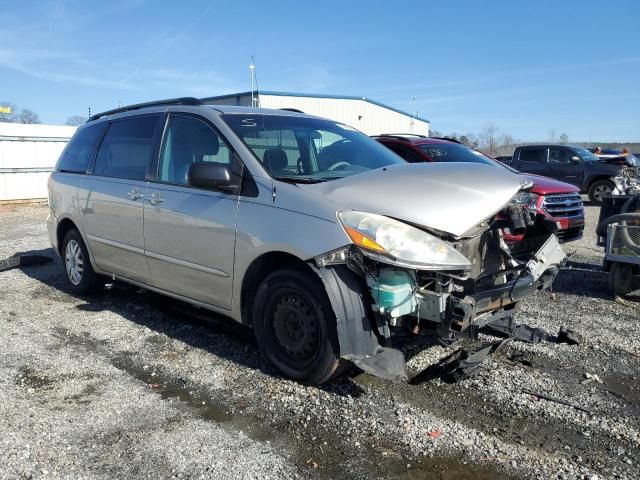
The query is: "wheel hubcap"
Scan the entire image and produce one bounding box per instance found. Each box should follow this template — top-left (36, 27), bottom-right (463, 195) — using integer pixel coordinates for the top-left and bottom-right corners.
top-left (594, 185), bottom-right (611, 202)
top-left (271, 293), bottom-right (319, 362)
top-left (65, 239), bottom-right (84, 286)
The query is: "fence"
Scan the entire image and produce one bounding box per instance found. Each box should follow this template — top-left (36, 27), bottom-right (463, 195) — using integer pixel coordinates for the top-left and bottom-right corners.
top-left (0, 122), bottom-right (76, 201)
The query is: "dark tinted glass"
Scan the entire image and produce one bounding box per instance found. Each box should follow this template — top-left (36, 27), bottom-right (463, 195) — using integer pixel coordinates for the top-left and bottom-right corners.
top-left (417, 143), bottom-right (494, 165)
top-left (548, 147), bottom-right (572, 163)
top-left (56, 123), bottom-right (107, 173)
top-left (93, 115), bottom-right (159, 180)
top-left (519, 148), bottom-right (547, 163)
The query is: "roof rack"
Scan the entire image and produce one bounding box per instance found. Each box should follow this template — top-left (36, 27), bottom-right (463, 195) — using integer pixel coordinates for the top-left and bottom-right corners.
top-left (376, 133), bottom-right (427, 138)
top-left (373, 133), bottom-right (428, 142)
top-left (88, 97), bottom-right (203, 122)
top-left (430, 136), bottom-right (462, 144)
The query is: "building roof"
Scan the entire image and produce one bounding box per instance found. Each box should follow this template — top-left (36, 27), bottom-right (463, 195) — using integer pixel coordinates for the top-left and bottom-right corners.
top-left (200, 90), bottom-right (430, 124)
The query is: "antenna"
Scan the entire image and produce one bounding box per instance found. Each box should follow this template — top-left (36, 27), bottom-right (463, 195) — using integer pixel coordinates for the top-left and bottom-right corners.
top-left (249, 56), bottom-right (256, 107)
top-left (88, 106), bottom-right (92, 118)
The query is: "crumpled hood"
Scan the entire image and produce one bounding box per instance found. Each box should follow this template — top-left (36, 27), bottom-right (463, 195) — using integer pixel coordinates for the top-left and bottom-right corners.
top-left (303, 163), bottom-right (525, 237)
top-left (599, 155), bottom-right (638, 167)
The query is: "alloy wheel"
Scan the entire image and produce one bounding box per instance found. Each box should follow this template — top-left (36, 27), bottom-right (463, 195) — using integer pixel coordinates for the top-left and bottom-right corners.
top-left (593, 184), bottom-right (612, 203)
top-left (65, 239), bottom-right (84, 286)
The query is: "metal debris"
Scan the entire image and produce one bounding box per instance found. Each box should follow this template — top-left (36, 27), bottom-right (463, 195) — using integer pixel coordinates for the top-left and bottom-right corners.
top-left (0, 254), bottom-right (52, 272)
top-left (523, 389), bottom-right (592, 414)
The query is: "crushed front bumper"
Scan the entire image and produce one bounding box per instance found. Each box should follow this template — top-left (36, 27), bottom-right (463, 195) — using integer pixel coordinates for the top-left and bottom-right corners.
top-left (316, 234), bottom-right (566, 381)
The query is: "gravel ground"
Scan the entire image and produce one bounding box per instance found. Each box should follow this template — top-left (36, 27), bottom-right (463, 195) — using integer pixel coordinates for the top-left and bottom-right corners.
top-left (0, 201), bottom-right (639, 479)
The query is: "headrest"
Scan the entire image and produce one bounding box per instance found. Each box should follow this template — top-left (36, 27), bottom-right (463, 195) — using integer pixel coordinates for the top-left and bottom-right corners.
top-left (263, 148), bottom-right (288, 171)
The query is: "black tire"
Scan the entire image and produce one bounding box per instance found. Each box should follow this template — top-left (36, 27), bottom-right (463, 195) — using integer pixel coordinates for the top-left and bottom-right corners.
top-left (609, 262), bottom-right (633, 296)
top-left (61, 229), bottom-right (103, 295)
top-left (588, 180), bottom-right (614, 204)
top-left (253, 268), bottom-right (341, 384)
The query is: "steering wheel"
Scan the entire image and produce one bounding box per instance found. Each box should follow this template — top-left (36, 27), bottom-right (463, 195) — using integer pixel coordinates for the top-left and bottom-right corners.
top-left (327, 161), bottom-right (352, 171)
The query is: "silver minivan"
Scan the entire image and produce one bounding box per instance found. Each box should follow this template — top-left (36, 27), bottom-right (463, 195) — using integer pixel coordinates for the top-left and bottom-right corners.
top-left (48, 98), bottom-right (565, 384)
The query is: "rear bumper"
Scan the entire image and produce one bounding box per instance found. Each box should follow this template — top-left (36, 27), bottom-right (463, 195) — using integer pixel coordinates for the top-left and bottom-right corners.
top-left (47, 212), bottom-right (58, 254)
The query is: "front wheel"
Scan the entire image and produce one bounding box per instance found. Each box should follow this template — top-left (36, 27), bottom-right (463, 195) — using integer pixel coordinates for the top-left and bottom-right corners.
top-left (252, 268), bottom-right (341, 384)
top-left (588, 180), bottom-right (614, 204)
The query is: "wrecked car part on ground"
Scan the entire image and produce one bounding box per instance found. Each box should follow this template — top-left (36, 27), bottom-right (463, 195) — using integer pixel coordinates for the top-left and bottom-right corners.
top-left (314, 188), bottom-right (567, 382)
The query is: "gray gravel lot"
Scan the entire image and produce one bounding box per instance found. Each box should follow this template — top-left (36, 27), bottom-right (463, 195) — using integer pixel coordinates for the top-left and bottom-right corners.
top-left (0, 201), bottom-right (639, 479)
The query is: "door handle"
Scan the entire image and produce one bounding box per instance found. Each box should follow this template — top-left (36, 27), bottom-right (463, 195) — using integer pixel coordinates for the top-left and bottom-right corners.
top-left (147, 192), bottom-right (164, 205)
top-left (127, 189), bottom-right (144, 200)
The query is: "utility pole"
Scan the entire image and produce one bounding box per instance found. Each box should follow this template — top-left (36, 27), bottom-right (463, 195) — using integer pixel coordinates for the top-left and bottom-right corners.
top-left (249, 57), bottom-right (256, 107)
top-left (411, 96), bottom-right (416, 133)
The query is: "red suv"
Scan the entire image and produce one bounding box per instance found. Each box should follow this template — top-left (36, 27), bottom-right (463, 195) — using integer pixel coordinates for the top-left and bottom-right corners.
top-left (374, 135), bottom-right (584, 242)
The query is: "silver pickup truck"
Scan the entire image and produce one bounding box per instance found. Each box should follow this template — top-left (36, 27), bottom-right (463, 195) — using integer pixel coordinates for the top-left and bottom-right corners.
top-left (47, 98), bottom-right (565, 384)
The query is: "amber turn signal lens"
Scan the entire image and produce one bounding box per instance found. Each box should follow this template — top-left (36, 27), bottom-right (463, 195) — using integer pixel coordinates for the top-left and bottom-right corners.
top-left (343, 226), bottom-right (387, 253)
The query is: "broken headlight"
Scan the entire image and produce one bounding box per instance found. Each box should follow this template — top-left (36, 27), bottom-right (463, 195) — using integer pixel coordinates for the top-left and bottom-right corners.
top-left (510, 191), bottom-right (539, 211)
top-left (337, 211), bottom-right (471, 270)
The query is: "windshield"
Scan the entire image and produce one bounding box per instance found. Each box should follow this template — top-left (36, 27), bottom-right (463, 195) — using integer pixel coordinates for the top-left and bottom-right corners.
top-left (417, 143), bottom-right (496, 166)
top-left (222, 114), bottom-right (404, 182)
top-left (572, 147), bottom-right (599, 161)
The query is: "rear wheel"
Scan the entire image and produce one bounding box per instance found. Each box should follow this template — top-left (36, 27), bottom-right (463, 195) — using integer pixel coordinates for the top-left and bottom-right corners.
top-left (61, 229), bottom-right (103, 295)
top-left (609, 262), bottom-right (634, 296)
top-left (588, 180), bottom-right (614, 204)
top-left (253, 268), bottom-right (341, 384)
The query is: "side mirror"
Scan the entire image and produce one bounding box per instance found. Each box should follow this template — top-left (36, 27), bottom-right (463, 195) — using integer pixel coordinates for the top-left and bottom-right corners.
top-left (570, 156), bottom-right (581, 163)
top-left (187, 162), bottom-right (238, 192)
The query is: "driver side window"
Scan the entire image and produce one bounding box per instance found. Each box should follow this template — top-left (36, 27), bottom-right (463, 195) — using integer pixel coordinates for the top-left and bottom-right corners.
top-left (158, 115), bottom-right (232, 185)
top-left (549, 147), bottom-right (572, 163)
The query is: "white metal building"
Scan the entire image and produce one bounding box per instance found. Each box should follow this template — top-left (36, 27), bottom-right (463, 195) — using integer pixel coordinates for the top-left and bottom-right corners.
top-left (201, 91), bottom-right (430, 136)
top-left (0, 122), bottom-right (76, 201)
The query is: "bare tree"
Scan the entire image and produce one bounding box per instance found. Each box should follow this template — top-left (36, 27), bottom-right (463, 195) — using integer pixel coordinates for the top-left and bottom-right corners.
top-left (65, 115), bottom-right (87, 126)
top-left (548, 129), bottom-right (557, 142)
top-left (559, 133), bottom-right (569, 144)
top-left (17, 109), bottom-right (41, 124)
top-left (479, 123), bottom-right (500, 156)
top-left (459, 133), bottom-right (480, 149)
top-left (429, 128), bottom-right (442, 137)
top-left (496, 134), bottom-right (517, 156)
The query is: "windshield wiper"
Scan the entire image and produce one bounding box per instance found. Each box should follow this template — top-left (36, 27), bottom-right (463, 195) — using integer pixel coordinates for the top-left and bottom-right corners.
top-left (273, 176), bottom-right (329, 184)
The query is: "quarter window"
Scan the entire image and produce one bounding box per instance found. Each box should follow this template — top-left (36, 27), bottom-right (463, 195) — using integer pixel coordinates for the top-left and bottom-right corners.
top-left (519, 148), bottom-right (547, 163)
top-left (158, 115), bottom-right (233, 185)
top-left (93, 115), bottom-right (160, 180)
top-left (56, 123), bottom-right (107, 173)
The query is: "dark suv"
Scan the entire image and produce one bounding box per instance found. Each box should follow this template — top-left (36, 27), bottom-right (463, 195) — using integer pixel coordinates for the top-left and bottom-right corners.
top-left (509, 144), bottom-right (634, 203)
top-left (374, 135), bottom-right (584, 242)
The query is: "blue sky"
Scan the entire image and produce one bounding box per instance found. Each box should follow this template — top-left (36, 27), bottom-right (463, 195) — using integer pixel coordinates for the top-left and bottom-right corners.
top-left (1, 0), bottom-right (638, 141)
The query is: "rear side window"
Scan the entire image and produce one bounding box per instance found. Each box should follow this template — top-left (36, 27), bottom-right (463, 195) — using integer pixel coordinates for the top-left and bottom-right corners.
top-left (519, 148), bottom-right (547, 163)
top-left (56, 123), bottom-right (107, 173)
top-left (93, 115), bottom-right (160, 180)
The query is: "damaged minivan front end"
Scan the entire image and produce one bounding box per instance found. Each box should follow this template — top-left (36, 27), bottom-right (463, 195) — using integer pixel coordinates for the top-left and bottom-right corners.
top-left (312, 172), bottom-right (566, 381)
